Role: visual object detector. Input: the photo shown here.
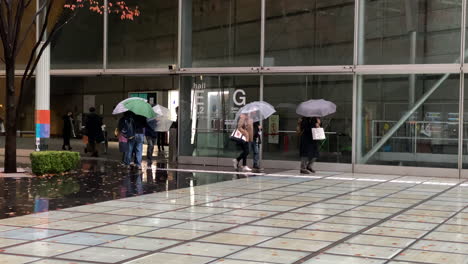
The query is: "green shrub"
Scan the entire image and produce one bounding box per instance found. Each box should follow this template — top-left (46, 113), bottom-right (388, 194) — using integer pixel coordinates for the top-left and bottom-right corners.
top-left (30, 151), bottom-right (80, 175)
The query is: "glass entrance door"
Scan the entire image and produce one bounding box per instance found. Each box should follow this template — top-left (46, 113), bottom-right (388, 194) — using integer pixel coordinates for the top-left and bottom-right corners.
top-left (179, 76), bottom-right (260, 166)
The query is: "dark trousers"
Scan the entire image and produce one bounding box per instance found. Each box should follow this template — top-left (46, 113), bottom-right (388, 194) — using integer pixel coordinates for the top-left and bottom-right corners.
top-left (146, 136), bottom-right (157, 161)
top-left (236, 141), bottom-right (250, 166)
top-left (63, 135), bottom-right (71, 148)
top-left (157, 132), bottom-right (165, 150)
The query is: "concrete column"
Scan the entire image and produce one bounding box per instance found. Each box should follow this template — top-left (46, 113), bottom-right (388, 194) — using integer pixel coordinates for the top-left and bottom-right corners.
top-left (35, 42), bottom-right (51, 151)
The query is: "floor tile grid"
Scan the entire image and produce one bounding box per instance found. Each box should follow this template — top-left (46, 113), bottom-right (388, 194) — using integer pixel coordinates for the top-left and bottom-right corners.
top-left (383, 202), bottom-right (468, 264)
top-left (196, 177), bottom-right (436, 263)
top-left (2, 175), bottom-right (330, 264)
top-left (290, 179), bottom-right (468, 264)
top-left (133, 178), bottom-right (397, 264)
top-left (121, 176), bottom-right (405, 264)
top-left (107, 175), bottom-right (350, 263)
top-left (0, 174), bottom-right (457, 264)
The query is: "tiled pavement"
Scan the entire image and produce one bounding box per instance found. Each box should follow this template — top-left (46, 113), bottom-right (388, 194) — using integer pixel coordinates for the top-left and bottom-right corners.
top-left (0, 170), bottom-right (467, 264)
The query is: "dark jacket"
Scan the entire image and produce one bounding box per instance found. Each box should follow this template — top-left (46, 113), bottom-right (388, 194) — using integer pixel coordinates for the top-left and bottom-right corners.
top-left (299, 117), bottom-right (320, 159)
top-left (145, 118), bottom-right (158, 138)
top-left (134, 115), bottom-right (147, 134)
top-left (85, 112), bottom-right (103, 141)
top-left (62, 115), bottom-right (74, 137)
top-left (253, 121), bottom-right (262, 144)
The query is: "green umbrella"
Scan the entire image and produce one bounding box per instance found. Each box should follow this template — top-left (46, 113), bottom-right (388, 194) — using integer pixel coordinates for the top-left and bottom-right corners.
top-left (112, 97), bottom-right (156, 118)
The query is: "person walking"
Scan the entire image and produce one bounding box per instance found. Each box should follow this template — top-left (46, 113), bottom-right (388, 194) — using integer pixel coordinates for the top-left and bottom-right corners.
top-left (85, 107), bottom-right (103, 157)
top-left (145, 118), bottom-right (158, 164)
top-left (233, 113), bottom-right (253, 172)
top-left (62, 111), bottom-right (75, 150)
top-left (156, 131), bottom-right (165, 153)
top-left (117, 111), bottom-right (135, 166)
top-left (126, 114), bottom-right (146, 169)
top-left (298, 117), bottom-right (321, 174)
top-left (251, 121), bottom-right (262, 172)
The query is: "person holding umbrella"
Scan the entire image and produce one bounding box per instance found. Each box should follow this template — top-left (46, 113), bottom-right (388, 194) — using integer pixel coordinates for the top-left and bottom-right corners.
top-left (232, 101), bottom-right (276, 172)
top-left (233, 113), bottom-right (254, 172)
top-left (113, 97), bottom-right (156, 169)
top-left (297, 117), bottom-right (321, 174)
top-left (296, 99), bottom-right (336, 174)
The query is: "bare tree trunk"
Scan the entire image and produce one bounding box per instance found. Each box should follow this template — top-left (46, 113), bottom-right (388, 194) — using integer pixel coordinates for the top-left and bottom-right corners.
top-left (4, 61), bottom-right (17, 173)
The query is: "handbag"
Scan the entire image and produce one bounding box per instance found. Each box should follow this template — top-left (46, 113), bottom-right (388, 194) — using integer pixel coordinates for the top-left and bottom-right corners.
top-left (230, 129), bottom-right (247, 142)
top-left (312, 127), bottom-right (326, 140)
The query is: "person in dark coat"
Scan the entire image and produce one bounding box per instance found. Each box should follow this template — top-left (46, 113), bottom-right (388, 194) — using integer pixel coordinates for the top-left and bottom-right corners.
top-left (62, 111), bottom-right (75, 150)
top-left (85, 107), bottom-right (103, 157)
top-left (298, 117), bottom-right (321, 174)
top-left (145, 118), bottom-right (158, 164)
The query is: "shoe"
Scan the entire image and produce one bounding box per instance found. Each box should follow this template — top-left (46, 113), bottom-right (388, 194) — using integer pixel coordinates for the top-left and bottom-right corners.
top-left (307, 167), bottom-right (316, 173)
top-left (300, 169), bottom-right (310, 174)
top-left (232, 159), bottom-right (239, 169)
top-left (252, 166), bottom-right (264, 173)
top-left (62, 145), bottom-right (66, 150)
top-left (68, 147), bottom-right (72, 150)
top-left (242, 166), bottom-right (252, 172)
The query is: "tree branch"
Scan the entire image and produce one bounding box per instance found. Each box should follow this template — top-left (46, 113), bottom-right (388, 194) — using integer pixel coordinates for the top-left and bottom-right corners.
top-left (15, 0), bottom-right (49, 57)
top-left (0, 1), bottom-right (11, 56)
top-left (11, 0), bottom-right (26, 58)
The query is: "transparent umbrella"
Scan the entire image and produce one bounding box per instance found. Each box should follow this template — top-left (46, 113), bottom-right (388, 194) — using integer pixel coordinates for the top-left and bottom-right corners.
top-left (235, 101), bottom-right (276, 122)
top-left (296, 99), bottom-right (336, 117)
top-left (152, 104), bottom-right (171, 117)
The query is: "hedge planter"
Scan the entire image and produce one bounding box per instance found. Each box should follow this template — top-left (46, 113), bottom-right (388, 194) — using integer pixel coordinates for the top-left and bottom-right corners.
top-left (30, 151), bottom-right (80, 176)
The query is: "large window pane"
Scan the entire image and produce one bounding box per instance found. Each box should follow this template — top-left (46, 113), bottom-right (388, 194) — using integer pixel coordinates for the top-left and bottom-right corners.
top-left (51, 12), bottom-right (103, 69)
top-left (50, 76), bottom-right (177, 136)
top-left (359, 74), bottom-right (460, 168)
top-left (189, 0), bottom-right (261, 67)
top-left (462, 75), bottom-right (468, 168)
top-left (263, 75), bottom-right (353, 163)
top-left (108, 1), bottom-right (178, 68)
top-left (364, 0), bottom-right (462, 64)
top-left (265, 0), bottom-right (355, 66)
top-left (179, 76), bottom-right (259, 159)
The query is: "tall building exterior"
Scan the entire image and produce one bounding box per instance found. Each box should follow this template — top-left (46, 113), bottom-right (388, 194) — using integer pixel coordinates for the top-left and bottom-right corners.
top-left (6, 0), bottom-right (468, 177)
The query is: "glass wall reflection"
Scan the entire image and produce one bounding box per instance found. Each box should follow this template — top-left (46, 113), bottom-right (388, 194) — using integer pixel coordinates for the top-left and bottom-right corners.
top-left (51, 12), bottom-right (103, 69)
top-left (263, 75), bottom-right (353, 163)
top-left (358, 74), bottom-right (460, 168)
top-left (265, 0), bottom-right (355, 66)
top-left (190, 0), bottom-right (261, 67)
top-left (108, 1), bottom-right (178, 68)
top-left (179, 76), bottom-right (259, 159)
top-left (363, 0), bottom-right (462, 64)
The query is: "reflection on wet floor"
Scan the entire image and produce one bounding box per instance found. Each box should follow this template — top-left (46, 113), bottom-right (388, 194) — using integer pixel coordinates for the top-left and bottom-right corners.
top-left (0, 160), bottom-right (248, 219)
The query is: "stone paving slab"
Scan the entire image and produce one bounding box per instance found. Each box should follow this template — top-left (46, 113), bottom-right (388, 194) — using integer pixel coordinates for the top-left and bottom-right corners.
top-left (0, 170), bottom-right (467, 264)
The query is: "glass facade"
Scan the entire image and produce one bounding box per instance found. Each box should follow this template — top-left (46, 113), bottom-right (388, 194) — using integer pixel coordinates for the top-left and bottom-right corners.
top-left (29, 0), bottom-right (468, 174)
top-left (108, 1), bottom-right (178, 68)
top-left (265, 0), bottom-right (355, 66)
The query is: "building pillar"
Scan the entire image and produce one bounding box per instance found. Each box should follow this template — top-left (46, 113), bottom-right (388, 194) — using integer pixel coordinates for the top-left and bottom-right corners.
top-left (35, 42), bottom-right (50, 151)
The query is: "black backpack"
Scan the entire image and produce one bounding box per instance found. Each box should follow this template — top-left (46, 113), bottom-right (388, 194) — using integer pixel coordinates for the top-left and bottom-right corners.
top-left (121, 117), bottom-right (135, 139)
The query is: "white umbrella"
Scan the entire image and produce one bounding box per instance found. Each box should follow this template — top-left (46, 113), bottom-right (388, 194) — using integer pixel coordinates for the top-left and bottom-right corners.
top-left (235, 101), bottom-right (276, 122)
top-left (152, 105), bottom-right (170, 117)
top-left (296, 99), bottom-right (336, 117)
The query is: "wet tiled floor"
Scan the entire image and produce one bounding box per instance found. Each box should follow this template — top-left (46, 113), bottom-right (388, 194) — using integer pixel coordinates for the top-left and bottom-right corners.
top-left (0, 169), bottom-right (467, 263)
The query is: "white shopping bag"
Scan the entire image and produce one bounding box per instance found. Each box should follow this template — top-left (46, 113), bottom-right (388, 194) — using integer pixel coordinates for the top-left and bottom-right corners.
top-left (230, 129), bottom-right (247, 142)
top-left (312, 127), bottom-right (326, 140)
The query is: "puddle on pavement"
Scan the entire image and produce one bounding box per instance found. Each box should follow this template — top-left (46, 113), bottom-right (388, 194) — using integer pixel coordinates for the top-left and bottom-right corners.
top-left (0, 160), bottom-right (248, 219)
